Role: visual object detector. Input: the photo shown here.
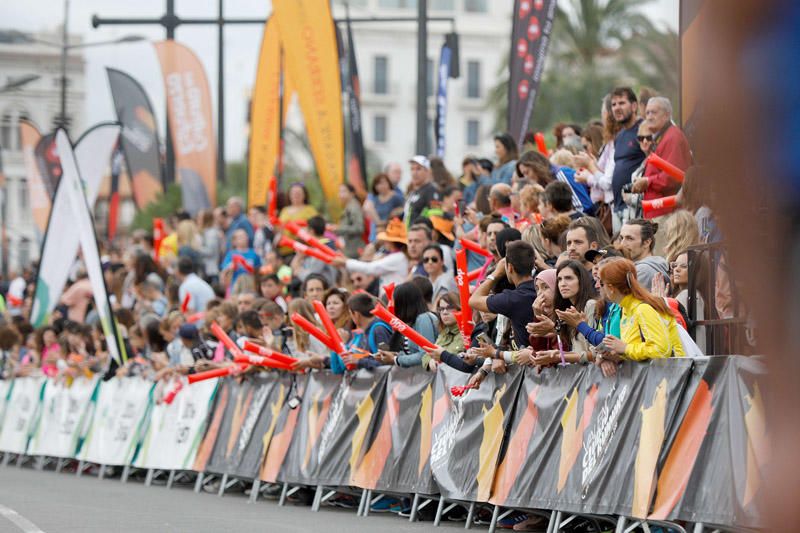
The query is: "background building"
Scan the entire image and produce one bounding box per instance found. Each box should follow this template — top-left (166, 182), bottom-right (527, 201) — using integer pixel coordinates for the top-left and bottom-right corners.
top-left (331, 0), bottom-right (513, 186)
top-left (0, 28), bottom-right (87, 272)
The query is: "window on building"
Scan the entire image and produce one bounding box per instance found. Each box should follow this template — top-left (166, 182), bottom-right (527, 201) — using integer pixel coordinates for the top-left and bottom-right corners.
top-left (427, 58), bottom-right (434, 97)
top-left (0, 113), bottom-right (12, 150)
top-left (464, 0), bottom-right (487, 12)
top-left (374, 115), bottom-right (387, 143)
top-left (431, 0), bottom-right (454, 10)
top-left (466, 60), bottom-right (481, 99)
top-left (18, 178), bottom-right (28, 210)
top-left (466, 119), bottom-right (480, 146)
top-left (378, 0), bottom-right (417, 8)
top-left (18, 238), bottom-right (30, 269)
top-left (374, 56), bottom-right (389, 95)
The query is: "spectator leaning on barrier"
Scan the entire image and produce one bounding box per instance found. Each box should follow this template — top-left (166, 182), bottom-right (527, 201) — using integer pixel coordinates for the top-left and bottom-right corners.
top-left (375, 281), bottom-right (438, 368)
top-left (597, 258), bottom-right (685, 361)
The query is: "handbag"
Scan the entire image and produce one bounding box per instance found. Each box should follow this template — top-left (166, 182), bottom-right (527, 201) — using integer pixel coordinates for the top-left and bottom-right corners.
top-left (593, 201), bottom-right (613, 237)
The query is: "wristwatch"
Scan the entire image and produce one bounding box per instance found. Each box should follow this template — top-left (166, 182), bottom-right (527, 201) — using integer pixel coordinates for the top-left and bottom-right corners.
top-left (487, 274), bottom-right (496, 282)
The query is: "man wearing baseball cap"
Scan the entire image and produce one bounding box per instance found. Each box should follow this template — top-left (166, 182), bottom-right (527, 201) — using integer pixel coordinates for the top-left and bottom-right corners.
top-left (404, 155), bottom-right (438, 226)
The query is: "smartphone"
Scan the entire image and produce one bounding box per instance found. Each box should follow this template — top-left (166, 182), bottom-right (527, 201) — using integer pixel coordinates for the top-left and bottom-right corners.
top-left (476, 332), bottom-right (492, 346)
top-left (456, 200), bottom-right (465, 216)
top-left (378, 342), bottom-right (390, 352)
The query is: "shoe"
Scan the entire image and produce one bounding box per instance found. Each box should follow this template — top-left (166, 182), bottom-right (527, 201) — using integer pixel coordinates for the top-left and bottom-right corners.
top-left (512, 515), bottom-right (548, 531)
top-left (473, 507), bottom-right (494, 525)
top-left (498, 511), bottom-right (528, 529)
top-left (370, 497), bottom-right (400, 512)
top-left (388, 498), bottom-right (411, 514)
top-left (445, 505), bottom-right (468, 522)
top-left (202, 480), bottom-right (221, 494)
top-left (328, 494), bottom-right (358, 509)
top-left (263, 483), bottom-right (283, 500)
top-left (286, 487), bottom-right (314, 506)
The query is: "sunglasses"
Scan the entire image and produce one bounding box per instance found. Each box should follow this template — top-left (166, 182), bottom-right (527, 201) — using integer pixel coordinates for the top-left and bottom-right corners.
top-left (423, 256), bottom-right (440, 263)
top-left (437, 305), bottom-right (453, 313)
top-left (637, 135), bottom-right (654, 143)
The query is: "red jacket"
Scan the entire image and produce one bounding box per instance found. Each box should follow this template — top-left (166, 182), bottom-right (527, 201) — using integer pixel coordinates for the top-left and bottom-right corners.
top-left (643, 124), bottom-right (692, 200)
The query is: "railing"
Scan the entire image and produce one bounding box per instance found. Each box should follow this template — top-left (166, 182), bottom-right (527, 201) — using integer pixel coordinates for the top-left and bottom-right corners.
top-left (686, 241), bottom-right (754, 355)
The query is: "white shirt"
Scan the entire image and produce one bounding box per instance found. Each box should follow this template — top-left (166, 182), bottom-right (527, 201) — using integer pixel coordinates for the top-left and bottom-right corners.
top-left (346, 251), bottom-right (409, 289)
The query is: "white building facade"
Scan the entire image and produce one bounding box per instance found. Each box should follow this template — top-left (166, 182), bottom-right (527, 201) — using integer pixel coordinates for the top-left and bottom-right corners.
top-left (0, 29), bottom-right (86, 272)
top-left (331, 0), bottom-right (512, 183)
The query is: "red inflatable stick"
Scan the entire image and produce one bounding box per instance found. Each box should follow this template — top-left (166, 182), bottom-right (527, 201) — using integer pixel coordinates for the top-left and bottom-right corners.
top-left (153, 218), bottom-right (165, 261)
top-left (233, 353), bottom-right (293, 371)
top-left (279, 236), bottom-right (335, 264)
top-left (232, 254), bottom-right (255, 273)
top-left (242, 341), bottom-right (297, 366)
top-left (210, 322), bottom-right (245, 358)
top-left (187, 312), bottom-right (205, 324)
top-left (162, 380), bottom-right (184, 404)
top-left (642, 195), bottom-right (679, 219)
top-left (534, 132), bottom-right (548, 155)
top-left (290, 313), bottom-right (341, 353)
top-left (450, 383), bottom-right (478, 397)
top-left (383, 283), bottom-right (396, 314)
top-left (454, 249), bottom-right (474, 341)
top-left (181, 293), bottom-right (191, 313)
top-left (268, 176), bottom-right (278, 221)
top-left (647, 153), bottom-right (686, 183)
top-left (371, 304), bottom-right (439, 351)
top-left (460, 238), bottom-right (493, 258)
top-left (284, 221), bottom-right (343, 258)
top-left (187, 364), bottom-right (248, 384)
top-left (313, 300), bottom-right (347, 354)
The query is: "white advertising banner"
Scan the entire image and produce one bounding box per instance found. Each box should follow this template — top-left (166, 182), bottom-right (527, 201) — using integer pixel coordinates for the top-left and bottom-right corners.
top-left (30, 124), bottom-right (121, 328)
top-left (0, 377), bottom-right (45, 454)
top-left (134, 379), bottom-right (217, 471)
top-left (28, 377), bottom-right (99, 458)
top-left (0, 379), bottom-right (10, 432)
top-left (79, 377), bottom-right (154, 466)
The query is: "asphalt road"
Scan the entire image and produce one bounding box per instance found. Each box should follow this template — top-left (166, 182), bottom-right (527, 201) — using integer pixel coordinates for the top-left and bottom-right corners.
top-left (0, 464), bottom-right (467, 533)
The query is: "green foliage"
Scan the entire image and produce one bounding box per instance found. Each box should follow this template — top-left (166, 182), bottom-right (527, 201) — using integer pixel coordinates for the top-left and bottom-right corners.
top-left (488, 0), bottom-right (679, 136)
top-left (219, 161), bottom-right (247, 204)
top-left (129, 183), bottom-right (183, 231)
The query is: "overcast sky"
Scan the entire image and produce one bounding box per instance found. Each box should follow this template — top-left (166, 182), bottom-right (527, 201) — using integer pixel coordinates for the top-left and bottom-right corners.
top-left (2, 0), bottom-right (678, 162)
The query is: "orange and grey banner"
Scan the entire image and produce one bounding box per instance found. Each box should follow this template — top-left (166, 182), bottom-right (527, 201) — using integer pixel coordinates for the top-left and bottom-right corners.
top-left (18, 119), bottom-right (50, 237)
top-left (271, 0), bottom-right (344, 209)
top-left (154, 40), bottom-right (217, 214)
top-left (106, 68), bottom-right (164, 209)
top-left (248, 17), bottom-right (283, 209)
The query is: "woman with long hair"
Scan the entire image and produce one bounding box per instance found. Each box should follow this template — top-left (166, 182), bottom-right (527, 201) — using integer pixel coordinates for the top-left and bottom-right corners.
top-left (363, 173), bottom-right (404, 226)
top-left (531, 260), bottom-right (597, 367)
top-left (667, 250), bottom-right (710, 354)
top-left (421, 292), bottom-right (465, 372)
top-left (421, 244), bottom-right (457, 298)
top-left (490, 132), bottom-right (519, 185)
top-left (662, 209), bottom-right (701, 263)
top-left (516, 150), bottom-right (555, 188)
top-left (375, 281), bottom-right (438, 368)
top-left (430, 156), bottom-right (457, 189)
top-left (598, 259), bottom-right (685, 360)
top-left (278, 182), bottom-right (318, 224)
top-left (287, 298), bottom-right (328, 357)
top-left (323, 288), bottom-right (353, 332)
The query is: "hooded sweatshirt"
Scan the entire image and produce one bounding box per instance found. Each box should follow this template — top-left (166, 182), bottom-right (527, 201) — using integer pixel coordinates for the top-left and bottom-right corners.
top-left (635, 255), bottom-right (669, 292)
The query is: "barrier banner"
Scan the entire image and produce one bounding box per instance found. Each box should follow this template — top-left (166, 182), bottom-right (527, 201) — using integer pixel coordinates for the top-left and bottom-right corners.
top-left (276, 370), bottom-right (342, 485)
top-left (232, 373), bottom-right (293, 479)
top-left (18, 119), bottom-right (50, 238)
top-left (55, 129), bottom-right (126, 365)
top-left (351, 367), bottom-right (437, 493)
top-left (0, 379), bottom-right (9, 430)
top-left (28, 377), bottom-right (99, 458)
top-left (0, 377), bottom-right (45, 454)
top-left (106, 68), bottom-right (164, 209)
top-left (431, 365), bottom-right (523, 502)
top-left (31, 124), bottom-right (122, 328)
top-left (507, 0), bottom-right (557, 146)
top-left (79, 377), bottom-right (154, 466)
top-left (272, 0), bottom-right (344, 209)
top-left (196, 374), bottom-right (280, 478)
top-left (650, 356), bottom-right (766, 528)
top-left (247, 17), bottom-right (282, 209)
top-left (134, 378), bottom-right (217, 471)
top-left (154, 40), bottom-right (217, 214)
top-left (261, 374), bottom-right (307, 483)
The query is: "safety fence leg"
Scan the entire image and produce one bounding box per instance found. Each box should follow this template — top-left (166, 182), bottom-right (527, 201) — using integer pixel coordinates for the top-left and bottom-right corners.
top-left (693, 524), bottom-right (704, 533)
top-left (218, 473), bottom-right (229, 497)
top-left (311, 484), bottom-right (324, 512)
top-left (98, 464), bottom-right (106, 480)
top-left (121, 465), bottom-right (130, 483)
top-left (278, 482), bottom-right (289, 506)
top-left (16, 454), bottom-right (25, 468)
top-left (2, 453), bottom-right (10, 467)
top-left (76, 460), bottom-right (85, 477)
top-left (615, 516), bottom-right (627, 533)
top-left (409, 493), bottom-right (421, 522)
top-left (166, 470), bottom-right (176, 489)
top-left (56, 458), bottom-right (65, 473)
top-left (249, 478), bottom-right (261, 503)
top-left (465, 501), bottom-right (475, 529)
top-left (193, 472), bottom-right (205, 493)
top-left (489, 505), bottom-right (501, 533)
top-left (144, 468), bottom-right (155, 486)
top-left (357, 489), bottom-right (368, 517)
top-left (35, 456), bottom-right (44, 471)
top-left (434, 497), bottom-right (446, 527)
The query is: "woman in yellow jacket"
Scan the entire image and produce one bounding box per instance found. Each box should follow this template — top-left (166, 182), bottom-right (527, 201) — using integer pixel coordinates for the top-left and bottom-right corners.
top-left (597, 258), bottom-right (685, 360)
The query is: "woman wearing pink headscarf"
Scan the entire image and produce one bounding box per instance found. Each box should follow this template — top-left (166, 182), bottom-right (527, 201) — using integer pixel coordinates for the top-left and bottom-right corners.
top-left (526, 269), bottom-right (557, 351)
